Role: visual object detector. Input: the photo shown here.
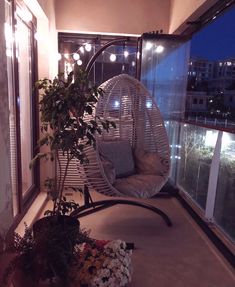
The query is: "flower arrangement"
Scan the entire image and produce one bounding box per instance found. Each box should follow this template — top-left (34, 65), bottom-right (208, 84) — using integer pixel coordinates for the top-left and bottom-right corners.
top-left (74, 239), bottom-right (133, 287)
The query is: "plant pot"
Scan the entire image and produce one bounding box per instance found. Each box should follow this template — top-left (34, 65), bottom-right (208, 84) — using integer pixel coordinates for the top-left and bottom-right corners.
top-left (32, 215), bottom-right (80, 283)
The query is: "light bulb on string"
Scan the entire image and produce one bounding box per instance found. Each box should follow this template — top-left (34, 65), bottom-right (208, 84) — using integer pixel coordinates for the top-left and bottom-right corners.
top-left (79, 46), bottom-right (85, 53)
top-left (146, 42), bottom-right (153, 50)
top-left (73, 53), bottom-right (80, 60)
top-left (77, 59), bottom-right (83, 66)
top-left (156, 45), bottom-right (164, 53)
top-left (64, 53), bottom-right (69, 59)
top-left (110, 54), bottom-right (116, 62)
top-left (124, 50), bottom-right (129, 58)
top-left (85, 43), bottom-right (92, 52)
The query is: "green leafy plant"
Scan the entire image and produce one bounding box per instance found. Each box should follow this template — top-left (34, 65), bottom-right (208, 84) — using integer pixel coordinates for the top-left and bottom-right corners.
top-left (31, 69), bottom-right (115, 215)
top-left (3, 223), bottom-right (93, 286)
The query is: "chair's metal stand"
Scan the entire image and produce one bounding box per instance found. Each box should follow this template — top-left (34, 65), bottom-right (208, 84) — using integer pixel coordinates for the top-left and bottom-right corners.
top-left (71, 186), bottom-right (172, 227)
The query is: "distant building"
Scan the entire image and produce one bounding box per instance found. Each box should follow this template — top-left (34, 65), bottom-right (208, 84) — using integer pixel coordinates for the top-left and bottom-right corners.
top-left (186, 91), bottom-right (207, 111)
top-left (224, 90), bottom-right (235, 108)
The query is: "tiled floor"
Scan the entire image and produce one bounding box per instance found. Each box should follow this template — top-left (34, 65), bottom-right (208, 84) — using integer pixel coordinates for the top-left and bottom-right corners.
top-left (41, 191), bottom-right (235, 287)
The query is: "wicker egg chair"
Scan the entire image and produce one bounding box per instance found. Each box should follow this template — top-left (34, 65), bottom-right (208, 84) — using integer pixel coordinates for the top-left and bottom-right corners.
top-left (71, 74), bottom-right (172, 226)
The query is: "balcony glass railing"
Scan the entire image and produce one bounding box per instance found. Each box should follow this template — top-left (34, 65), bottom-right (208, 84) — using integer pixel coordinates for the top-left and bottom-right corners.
top-left (167, 121), bottom-right (235, 242)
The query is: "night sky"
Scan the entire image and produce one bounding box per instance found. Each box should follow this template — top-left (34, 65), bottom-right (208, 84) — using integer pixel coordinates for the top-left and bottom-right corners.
top-left (190, 6), bottom-right (235, 61)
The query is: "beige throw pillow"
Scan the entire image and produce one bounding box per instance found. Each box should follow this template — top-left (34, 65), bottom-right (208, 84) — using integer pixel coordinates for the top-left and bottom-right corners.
top-left (134, 149), bottom-right (168, 176)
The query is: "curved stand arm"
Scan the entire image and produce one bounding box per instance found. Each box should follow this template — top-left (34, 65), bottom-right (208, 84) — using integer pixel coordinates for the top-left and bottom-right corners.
top-left (71, 199), bottom-right (172, 227)
top-left (85, 37), bottom-right (130, 75)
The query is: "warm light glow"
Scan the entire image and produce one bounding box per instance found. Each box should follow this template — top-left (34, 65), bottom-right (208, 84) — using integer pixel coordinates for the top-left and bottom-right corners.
top-left (156, 45), bottom-right (164, 53)
top-left (114, 101), bottom-right (120, 108)
top-left (146, 101), bottom-right (152, 108)
top-left (77, 59), bottom-right (83, 66)
top-left (73, 53), bottom-right (80, 60)
top-left (146, 42), bottom-right (153, 50)
top-left (64, 53), bottom-right (69, 59)
top-left (85, 43), bottom-right (92, 52)
top-left (124, 50), bottom-right (129, 58)
top-left (110, 54), bottom-right (116, 62)
top-left (57, 53), bottom-right (62, 61)
top-left (79, 46), bottom-right (85, 53)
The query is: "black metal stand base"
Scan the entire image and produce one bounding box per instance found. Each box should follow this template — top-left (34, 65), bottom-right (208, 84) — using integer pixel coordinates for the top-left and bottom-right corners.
top-left (71, 189), bottom-right (172, 227)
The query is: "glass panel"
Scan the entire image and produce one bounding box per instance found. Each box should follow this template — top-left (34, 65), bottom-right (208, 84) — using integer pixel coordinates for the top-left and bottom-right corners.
top-left (177, 123), bottom-right (217, 209)
top-left (15, 15), bottom-right (33, 196)
top-left (214, 132), bottom-right (235, 241)
top-left (165, 120), bottom-right (180, 183)
top-left (141, 37), bottom-right (190, 120)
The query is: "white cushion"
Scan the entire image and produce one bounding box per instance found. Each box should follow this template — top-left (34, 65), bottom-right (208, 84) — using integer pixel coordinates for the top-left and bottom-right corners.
top-left (99, 140), bottom-right (135, 178)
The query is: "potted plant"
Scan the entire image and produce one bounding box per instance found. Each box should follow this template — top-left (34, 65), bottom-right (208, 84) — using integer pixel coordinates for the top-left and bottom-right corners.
top-left (3, 69), bottom-right (115, 286)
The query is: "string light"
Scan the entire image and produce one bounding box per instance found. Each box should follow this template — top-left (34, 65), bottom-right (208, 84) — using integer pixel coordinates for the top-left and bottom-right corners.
top-left (79, 46), bottom-right (85, 53)
top-left (85, 43), bottom-right (92, 52)
top-left (77, 59), bottom-right (83, 66)
top-left (124, 50), bottom-right (129, 58)
top-left (73, 53), bottom-right (80, 60)
top-left (57, 43), bottom-right (141, 64)
top-left (110, 54), bottom-right (116, 62)
top-left (156, 45), bottom-right (164, 53)
top-left (146, 42), bottom-right (153, 50)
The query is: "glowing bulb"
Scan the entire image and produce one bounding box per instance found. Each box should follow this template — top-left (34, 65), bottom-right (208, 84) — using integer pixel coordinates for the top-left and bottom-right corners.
top-left (146, 101), bottom-right (152, 108)
top-left (57, 53), bottom-right (62, 61)
top-left (85, 43), bottom-right (92, 52)
top-left (79, 46), bottom-right (85, 53)
top-left (77, 59), bottom-right (83, 66)
top-left (114, 101), bottom-right (120, 108)
top-left (156, 45), bottom-right (164, 53)
top-left (110, 54), bottom-right (116, 62)
top-left (64, 53), bottom-right (69, 59)
top-left (73, 53), bottom-right (80, 60)
top-left (131, 61), bottom-right (135, 67)
top-left (146, 42), bottom-right (153, 50)
top-left (124, 50), bottom-right (129, 58)
top-left (137, 51), bottom-right (140, 59)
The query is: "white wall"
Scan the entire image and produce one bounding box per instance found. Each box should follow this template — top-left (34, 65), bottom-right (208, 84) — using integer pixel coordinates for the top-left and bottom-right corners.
top-left (55, 0), bottom-right (171, 35)
top-left (169, 0), bottom-right (218, 34)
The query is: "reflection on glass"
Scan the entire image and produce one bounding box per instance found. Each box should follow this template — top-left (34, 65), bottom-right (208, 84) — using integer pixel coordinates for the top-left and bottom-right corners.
top-left (177, 124), bottom-right (217, 209)
top-left (165, 120), bottom-right (180, 183)
top-left (16, 15), bottom-right (33, 195)
top-left (141, 38), bottom-right (190, 120)
top-left (214, 132), bottom-right (235, 241)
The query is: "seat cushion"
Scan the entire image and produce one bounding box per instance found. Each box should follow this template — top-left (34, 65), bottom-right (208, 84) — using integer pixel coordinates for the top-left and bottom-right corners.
top-left (99, 140), bottom-right (135, 178)
top-left (114, 174), bottom-right (164, 198)
top-left (134, 149), bottom-right (169, 176)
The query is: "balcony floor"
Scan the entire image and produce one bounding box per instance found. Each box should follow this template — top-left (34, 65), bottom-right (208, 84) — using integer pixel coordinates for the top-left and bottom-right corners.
top-left (42, 191), bottom-right (235, 287)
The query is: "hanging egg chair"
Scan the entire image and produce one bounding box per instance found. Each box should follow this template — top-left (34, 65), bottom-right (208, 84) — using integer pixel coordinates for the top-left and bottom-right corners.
top-left (71, 74), bottom-right (172, 226)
